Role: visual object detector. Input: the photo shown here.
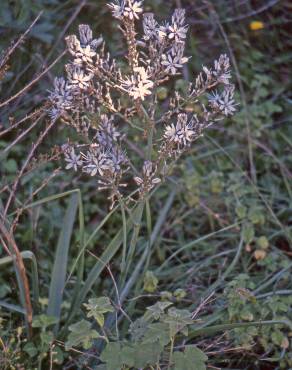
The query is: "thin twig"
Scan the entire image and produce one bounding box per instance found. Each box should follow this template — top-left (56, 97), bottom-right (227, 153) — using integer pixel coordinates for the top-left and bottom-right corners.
top-left (206, 2), bottom-right (257, 183)
top-left (44, 0), bottom-right (87, 65)
top-left (11, 168), bottom-right (61, 233)
top-left (0, 107), bottom-right (44, 138)
top-left (0, 11), bottom-right (43, 70)
top-left (0, 51), bottom-right (66, 108)
top-left (3, 118), bottom-right (56, 218)
top-left (2, 113), bottom-right (45, 155)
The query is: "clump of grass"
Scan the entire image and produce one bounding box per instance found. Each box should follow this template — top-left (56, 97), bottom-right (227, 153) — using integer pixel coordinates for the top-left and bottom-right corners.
top-left (0, 0), bottom-right (291, 369)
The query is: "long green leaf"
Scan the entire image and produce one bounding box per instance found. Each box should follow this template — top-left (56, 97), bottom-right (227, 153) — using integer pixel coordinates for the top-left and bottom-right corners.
top-left (0, 300), bottom-right (26, 314)
top-left (47, 193), bottom-right (78, 331)
top-left (0, 250), bottom-right (39, 310)
top-left (189, 320), bottom-right (292, 338)
top-left (67, 202), bottom-right (144, 325)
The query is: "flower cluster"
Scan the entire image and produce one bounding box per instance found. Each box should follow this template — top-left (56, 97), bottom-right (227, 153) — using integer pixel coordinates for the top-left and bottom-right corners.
top-left (122, 66), bottom-right (154, 101)
top-left (109, 0), bottom-right (143, 21)
top-left (140, 9), bottom-right (189, 79)
top-left (48, 2), bottom-right (236, 206)
top-left (134, 161), bottom-right (161, 195)
top-left (62, 113), bottom-right (128, 204)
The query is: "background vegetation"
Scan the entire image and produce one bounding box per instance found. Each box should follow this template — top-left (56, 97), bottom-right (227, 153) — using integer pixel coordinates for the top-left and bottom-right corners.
top-left (0, 0), bottom-right (291, 369)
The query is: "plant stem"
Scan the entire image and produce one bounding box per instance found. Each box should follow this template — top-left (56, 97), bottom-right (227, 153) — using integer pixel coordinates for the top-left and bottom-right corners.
top-left (0, 222), bottom-right (33, 338)
top-left (189, 319), bottom-right (292, 339)
top-left (168, 337), bottom-right (175, 370)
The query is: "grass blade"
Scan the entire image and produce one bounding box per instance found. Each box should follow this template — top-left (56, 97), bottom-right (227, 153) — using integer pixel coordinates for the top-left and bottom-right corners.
top-left (189, 320), bottom-right (292, 338)
top-left (0, 250), bottom-right (39, 310)
top-left (47, 193), bottom-right (78, 331)
top-left (0, 300), bottom-right (26, 314)
top-left (66, 202), bottom-right (144, 326)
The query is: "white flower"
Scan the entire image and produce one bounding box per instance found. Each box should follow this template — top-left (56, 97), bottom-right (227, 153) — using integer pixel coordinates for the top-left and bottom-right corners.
top-left (172, 9), bottom-right (186, 27)
top-left (48, 77), bottom-right (74, 120)
top-left (162, 43), bottom-right (189, 75)
top-left (208, 90), bottom-right (221, 104)
top-left (74, 45), bottom-right (96, 65)
top-left (78, 24), bottom-right (103, 49)
top-left (66, 35), bottom-right (97, 65)
top-left (208, 88), bottom-right (236, 116)
top-left (122, 66), bottom-right (153, 100)
top-left (161, 54), bottom-right (180, 75)
top-left (164, 113), bottom-right (196, 147)
top-left (168, 23), bottom-right (188, 42)
top-left (107, 147), bottom-right (128, 175)
top-left (96, 114), bottom-right (121, 147)
top-left (48, 107), bottom-right (61, 121)
top-left (143, 13), bottom-right (158, 40)
top-left (108, 0), bottom-right (125, 19)
top-left (158, 23), bottom-right (169, 40)
top-left (134, 160), bottom-right (161, 193)
top-left (217, 90), bottom-right (237, 116)
top-left (124, 0), bottom-right (143, 20)
top-left (82, 150), bottom-right (111, 177)
top-left (67, 66), bottom-right (93, 90)
top-left (49, 77), bottom-right (73, 109)
top-left (64, 147), bottom-right (83, 171)
top-left (213, 54), bottom-right (231, 84)
top-left (109, 0), bottom-right (143, 20)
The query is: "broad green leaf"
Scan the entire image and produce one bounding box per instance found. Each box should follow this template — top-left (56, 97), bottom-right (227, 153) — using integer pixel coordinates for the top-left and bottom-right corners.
top-left (32, 314), bottom-right (58, 329)
top-left (65, 320), bottom-right (100, 350)
top-left (23, 342), bottom-right (38, 358)
top-left (100, 342), bottom-right (131, 370)
top-left (40, 331), bottom-right (54, 347)
top-left (146, 301), bottom-right (173, 320)
top-left (130, 317), bottom-right (149, 342)
top-left (163, 307), bottom-right (193, 337)
top-left (173, 346), bottom-right (207, 370)
top-left (131, 341), bottom-right (163, 368)
top-left (142, 322), bottom-right (170, 346)
top-left (100, 341), bottom-right (163, 369)
top-left (84, 297), bottom-right (114, 327)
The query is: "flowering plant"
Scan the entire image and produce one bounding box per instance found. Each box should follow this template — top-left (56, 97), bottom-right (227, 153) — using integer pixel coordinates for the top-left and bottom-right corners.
top-left (48, 0), bottom-right (236, 208)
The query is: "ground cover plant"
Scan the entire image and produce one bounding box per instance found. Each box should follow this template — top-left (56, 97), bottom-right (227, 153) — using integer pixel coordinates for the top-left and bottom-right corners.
top-left (0, 0), bottom-right (291, 369)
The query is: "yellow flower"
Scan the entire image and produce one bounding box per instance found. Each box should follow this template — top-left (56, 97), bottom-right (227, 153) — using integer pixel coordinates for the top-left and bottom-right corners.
top-left (249, 21), bottom-right (264, 31)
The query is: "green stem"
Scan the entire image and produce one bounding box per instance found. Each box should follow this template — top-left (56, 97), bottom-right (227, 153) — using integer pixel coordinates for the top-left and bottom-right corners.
top-left (140, 104), bottom-right (154, 160)
top-left (202, 235), bottom-right (244, 298)
top-left (189, 319), bottom-right (292, 339)
top-left (119, 197), bottom-right (127, 274)
top-left (124, 201), bottom-right (145, 280)
top-left (168, 337), bottom-right (175, 370)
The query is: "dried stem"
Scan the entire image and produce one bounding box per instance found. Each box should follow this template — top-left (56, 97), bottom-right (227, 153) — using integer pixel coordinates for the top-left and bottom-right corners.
top-left (0, 222), bottom-right (33, 337)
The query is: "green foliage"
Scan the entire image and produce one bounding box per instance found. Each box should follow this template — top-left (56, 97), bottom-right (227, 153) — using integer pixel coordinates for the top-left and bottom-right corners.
top-left (0, 0), bottom-right (291, 369)
top-left (32, 314), bottom-right (58, 330)
top-left (100, 341), bottom-right (164, 370)
top-left (99, 302), bottom-right (208, 370)
top-left (143, 270), bottom-right (159, 293)
top-left (224, 275), bottom-right (292, 367)
top-left (84, 297), bottom-right (114, 327)
top-left (173, 346), bottom-right (208, 370)
top-left (66, 320), bottom-right (100, 350)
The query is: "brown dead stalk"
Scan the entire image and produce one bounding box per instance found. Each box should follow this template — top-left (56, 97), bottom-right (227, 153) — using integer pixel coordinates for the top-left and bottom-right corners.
top-left (0, 221), bottom-right (33, 337)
